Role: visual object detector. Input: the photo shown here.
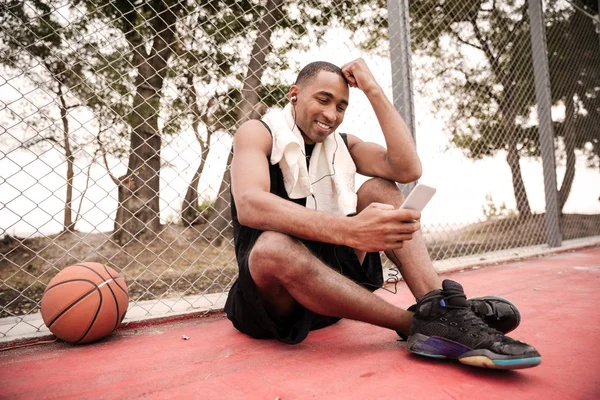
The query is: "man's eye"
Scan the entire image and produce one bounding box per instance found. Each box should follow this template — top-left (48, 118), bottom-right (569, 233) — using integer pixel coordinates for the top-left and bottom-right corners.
top-left (318, 98), bottom-right (327, 104)
top-left (337, 107), bottom-right (346, 112)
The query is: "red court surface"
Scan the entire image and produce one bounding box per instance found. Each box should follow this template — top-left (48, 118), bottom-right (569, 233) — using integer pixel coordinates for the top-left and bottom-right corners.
top-left (1, 246), bottom-right (599, 399)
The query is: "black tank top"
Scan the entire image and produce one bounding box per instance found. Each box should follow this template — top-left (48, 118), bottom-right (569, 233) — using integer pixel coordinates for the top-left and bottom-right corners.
top-left (230, 121), bottom-right (349, 260)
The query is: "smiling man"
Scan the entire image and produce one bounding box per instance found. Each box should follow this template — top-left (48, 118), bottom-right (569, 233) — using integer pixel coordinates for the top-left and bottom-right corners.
top-left (224, 59), bottom-right (541, 369)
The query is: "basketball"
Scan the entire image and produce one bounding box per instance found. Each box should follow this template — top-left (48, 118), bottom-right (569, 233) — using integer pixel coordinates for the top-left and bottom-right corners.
top-left (40, 262), bottom-right (129, 344)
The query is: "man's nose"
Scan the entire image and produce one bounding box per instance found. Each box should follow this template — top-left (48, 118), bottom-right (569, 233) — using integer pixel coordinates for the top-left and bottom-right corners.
top-left (322, 105), bottom-right (336, 123)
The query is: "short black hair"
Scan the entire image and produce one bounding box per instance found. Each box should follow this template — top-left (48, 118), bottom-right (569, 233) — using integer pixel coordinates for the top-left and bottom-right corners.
top-left (295, 61), bottom-right (346, 86)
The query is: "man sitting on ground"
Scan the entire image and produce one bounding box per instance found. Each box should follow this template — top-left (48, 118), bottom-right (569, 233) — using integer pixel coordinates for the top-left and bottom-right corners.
top-left (224, 58), bottom-right (541, 370)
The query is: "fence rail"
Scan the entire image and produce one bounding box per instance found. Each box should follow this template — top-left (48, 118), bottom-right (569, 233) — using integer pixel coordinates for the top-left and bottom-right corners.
top-left (1, 0), bottom-right (599, 339)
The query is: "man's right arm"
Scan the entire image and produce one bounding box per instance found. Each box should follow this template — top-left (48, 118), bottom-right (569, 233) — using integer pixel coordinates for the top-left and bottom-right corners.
top-left (231, 120), bottom-right (421, 252)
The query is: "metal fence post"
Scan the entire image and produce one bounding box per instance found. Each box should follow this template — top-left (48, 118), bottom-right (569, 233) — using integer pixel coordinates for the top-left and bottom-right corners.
top-left (528, 0), bottom-right (562, 247)
top-left (597, 0), bottom-right (600, 48)
top-left (387, 0), bottom-right (417, 194)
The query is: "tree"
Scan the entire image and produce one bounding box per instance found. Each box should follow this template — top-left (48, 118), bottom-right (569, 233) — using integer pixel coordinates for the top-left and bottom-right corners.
top-left (160, 0), bottom-right (273, 228)
top-left (178, 72), bottom-right (215, 227)
top-left (408, 0), bottom-right (599, 216)
top-left (409, 0), bottom-right (538, 217)
top-left (0, 0), bottom-right (91, 232)
top-left (544, 0), bottom-right (599, 211)
top-left (200, 0), bottom-right (394, 245)
top-left (202, 0), bottom-right (285, 245)
top-left (73, 0), bottom-right (190, 244)
top-left (80, 0), bottom-right (291, 243)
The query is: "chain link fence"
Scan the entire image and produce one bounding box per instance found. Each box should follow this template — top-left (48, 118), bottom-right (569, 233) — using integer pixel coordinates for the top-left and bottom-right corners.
top-left (1, 0), bottom-right (599, 340)
top-left (545, 0), bottom-right (600, 238)
top-left (408, 0), bottom-right (600, 263)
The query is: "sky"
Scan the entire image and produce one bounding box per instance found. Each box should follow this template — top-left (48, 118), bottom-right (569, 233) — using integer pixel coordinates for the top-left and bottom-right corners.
top-left (1, 27), bottom-right (599, 239)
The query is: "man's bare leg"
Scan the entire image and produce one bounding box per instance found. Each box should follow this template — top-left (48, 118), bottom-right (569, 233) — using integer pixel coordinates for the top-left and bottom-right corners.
top-left (249, 231), bottom-right (415, 334)
top-left (356, 178), bottom-right (441, 300)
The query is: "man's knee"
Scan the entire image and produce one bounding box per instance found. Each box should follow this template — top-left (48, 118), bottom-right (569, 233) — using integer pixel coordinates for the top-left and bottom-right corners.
top-left (356, 177), bottom-right (404, 211)
top-left (249, 231), bottom-right (311, 284)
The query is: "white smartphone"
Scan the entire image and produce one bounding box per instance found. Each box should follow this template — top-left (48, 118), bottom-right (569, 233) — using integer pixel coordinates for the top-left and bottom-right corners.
top-left (399, 184), bottom-right (436, 212)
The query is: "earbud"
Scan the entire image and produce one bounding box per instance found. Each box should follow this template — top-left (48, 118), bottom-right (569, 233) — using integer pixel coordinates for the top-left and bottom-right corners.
top-left (291, 96), bottom-right (297, 103)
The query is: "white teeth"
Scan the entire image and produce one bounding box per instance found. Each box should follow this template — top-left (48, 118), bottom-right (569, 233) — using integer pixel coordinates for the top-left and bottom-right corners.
top-left (316, 122), bottom-right (331, 129)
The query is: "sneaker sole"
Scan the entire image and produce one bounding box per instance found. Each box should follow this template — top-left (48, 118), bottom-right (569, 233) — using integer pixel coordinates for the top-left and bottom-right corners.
top-left (406, 334), bottom-right (541, 370)
top-left (470, 296), bottom-right (521, 334)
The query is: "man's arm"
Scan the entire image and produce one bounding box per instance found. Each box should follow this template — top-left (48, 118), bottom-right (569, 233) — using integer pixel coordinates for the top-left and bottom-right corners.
top-left (231, 120), bottom-right (421, 252)
top-left (341, 59), bottom-right (422, 183)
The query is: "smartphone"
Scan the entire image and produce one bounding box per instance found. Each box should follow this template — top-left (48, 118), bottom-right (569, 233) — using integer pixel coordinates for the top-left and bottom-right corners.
top-left (399, 184), bottom-right (436, 212)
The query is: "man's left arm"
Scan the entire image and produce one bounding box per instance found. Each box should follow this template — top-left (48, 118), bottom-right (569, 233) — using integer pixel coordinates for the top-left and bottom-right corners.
top-left (341, 58), bottom-right (422, 183)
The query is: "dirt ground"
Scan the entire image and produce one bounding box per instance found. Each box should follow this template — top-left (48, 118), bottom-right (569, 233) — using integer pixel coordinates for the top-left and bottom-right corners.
top-left (426, 213), bottom-right (600, 260)
top-left (1, 213), bottom-right (599, 318)
top-left (0, 225), bottom-right (237, 318)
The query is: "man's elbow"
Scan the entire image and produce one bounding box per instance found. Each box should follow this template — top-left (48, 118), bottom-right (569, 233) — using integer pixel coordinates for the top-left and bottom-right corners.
top-left (395, 163), bottom-right (422, 184)
top-left (235, 193), bottom-right (258, 227)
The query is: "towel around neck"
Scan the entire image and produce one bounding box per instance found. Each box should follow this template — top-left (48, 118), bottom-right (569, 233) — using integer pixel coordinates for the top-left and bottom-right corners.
top-left (263, 104), bottom-right (357, 216)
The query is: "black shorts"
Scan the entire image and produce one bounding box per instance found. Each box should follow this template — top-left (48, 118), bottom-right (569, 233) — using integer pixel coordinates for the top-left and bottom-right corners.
top-left (224, 236), bottom-right (383, 344)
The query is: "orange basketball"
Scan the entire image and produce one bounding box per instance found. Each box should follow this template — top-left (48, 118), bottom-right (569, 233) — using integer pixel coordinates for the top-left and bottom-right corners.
top-left (40, 262), bottom-right (129, 344)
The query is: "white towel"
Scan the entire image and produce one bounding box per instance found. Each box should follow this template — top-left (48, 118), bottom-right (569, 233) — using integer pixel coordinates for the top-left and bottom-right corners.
top-left (263, 104), bottom-right (357, 216)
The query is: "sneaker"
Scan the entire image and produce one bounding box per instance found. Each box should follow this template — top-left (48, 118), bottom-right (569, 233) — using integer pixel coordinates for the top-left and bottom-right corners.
top-left (405, 280), bottom-right (541, 370)
top-left (468, 296), bottom-right (521, 334)
top-left (397, 293), bottom-right (520, 340)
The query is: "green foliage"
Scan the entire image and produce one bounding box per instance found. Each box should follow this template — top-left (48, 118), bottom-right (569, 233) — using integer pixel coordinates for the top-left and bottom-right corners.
top-left (411, 0), bottom-right (536, 158)
top-left (544, 0), bottom-right (599, 167)
top-left (411, 0), bottom-right (599, 164)
top-left (2, 0), bottom-right (391, 147)
top-left (197, 199), bottom-right (214, 219)
top-left (482, 193), bottom-right (518, 220)
top-left (1, 1), bottom-right (88, 153)
top-left (1, 0), bottom-right (64, 62)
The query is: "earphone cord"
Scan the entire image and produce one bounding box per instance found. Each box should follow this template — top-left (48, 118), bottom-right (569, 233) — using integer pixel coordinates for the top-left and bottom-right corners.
top-left (291, 100), bottom-right (338, 211)
top-left (291, 101), bottom-right (401, 294)
top-left (333, 246), bottom-right (402, 295)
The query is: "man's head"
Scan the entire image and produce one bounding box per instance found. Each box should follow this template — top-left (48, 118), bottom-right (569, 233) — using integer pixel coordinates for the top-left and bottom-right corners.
top-left (289, 61), bottom-right (349, 144)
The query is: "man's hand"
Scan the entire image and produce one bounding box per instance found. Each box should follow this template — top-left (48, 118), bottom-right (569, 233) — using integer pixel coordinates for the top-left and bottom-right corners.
top-left (341, 58), bottom-right (381, 95)
top-left (346, 203), bottom-right (421, 252)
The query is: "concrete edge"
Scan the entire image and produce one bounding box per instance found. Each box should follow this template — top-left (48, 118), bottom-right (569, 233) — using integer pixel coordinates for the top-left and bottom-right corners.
top-left (431, 235), bottom-right (600, 275)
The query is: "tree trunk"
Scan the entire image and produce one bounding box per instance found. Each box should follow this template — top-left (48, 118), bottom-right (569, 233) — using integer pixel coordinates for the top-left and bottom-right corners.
top-left (204, 0), bottom-right (283, 246)
top-left (182, 128), bottom-right (212, 226)
top-left (113, 4), bottom-right (179, 245)
top-left (502, 95), bottom-right (531, 218)
top-left (506, 134), bottom-right (532, 218)
top-left (57, 82), bottom-right (75, 232)
top-left (499, 71), bottom-right (532, 218)
top-left (469, 13), bottom-right (533, 219)
top-left (182, 152), bottom-right (206, 225)
top-left (558, 92), bottom-right (577, 212)
top-left (182, 72), bottom-right (212, 226)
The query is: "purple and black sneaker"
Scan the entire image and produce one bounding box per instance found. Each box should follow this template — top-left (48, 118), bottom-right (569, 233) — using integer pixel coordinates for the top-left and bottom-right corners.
top-left (405, 280), bottom-right (541, 370)
top-left (399, 293), bottom-right (521, 340)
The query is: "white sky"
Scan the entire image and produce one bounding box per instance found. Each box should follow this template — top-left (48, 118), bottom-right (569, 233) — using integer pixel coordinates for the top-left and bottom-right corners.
top-left (1, 27), bottom-right (599, 238)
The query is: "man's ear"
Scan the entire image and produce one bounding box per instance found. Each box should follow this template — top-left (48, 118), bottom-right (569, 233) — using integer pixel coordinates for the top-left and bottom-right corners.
top-left (289, 85), bottom-right (300, 103)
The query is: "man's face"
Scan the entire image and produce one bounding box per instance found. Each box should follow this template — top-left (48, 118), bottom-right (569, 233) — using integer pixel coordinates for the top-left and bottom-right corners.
top-left (291, 71), bottom-right (349, 144)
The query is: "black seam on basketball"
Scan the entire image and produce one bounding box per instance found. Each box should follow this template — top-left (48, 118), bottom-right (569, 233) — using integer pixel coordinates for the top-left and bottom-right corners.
top-left (101, 264), bottom-right (127, 296)
top-left (102, 264), bottom-right (117, 279)
top-left (112, 278), bottom-right (127, 296)
top-left (111, 276), bottom-right (128, 295)
top-left (73, 263), bottom-right (127, 297)
top-left (45, 278), bottom-right (100, 293)
top-left (103, 279), bottom-right (121, 331)
top-left (76, 286), bottom-right (103, 344)
top-left (47, 283), bottom-right (99, 328)
top-left (72, 264), bottom-right (110, 281)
